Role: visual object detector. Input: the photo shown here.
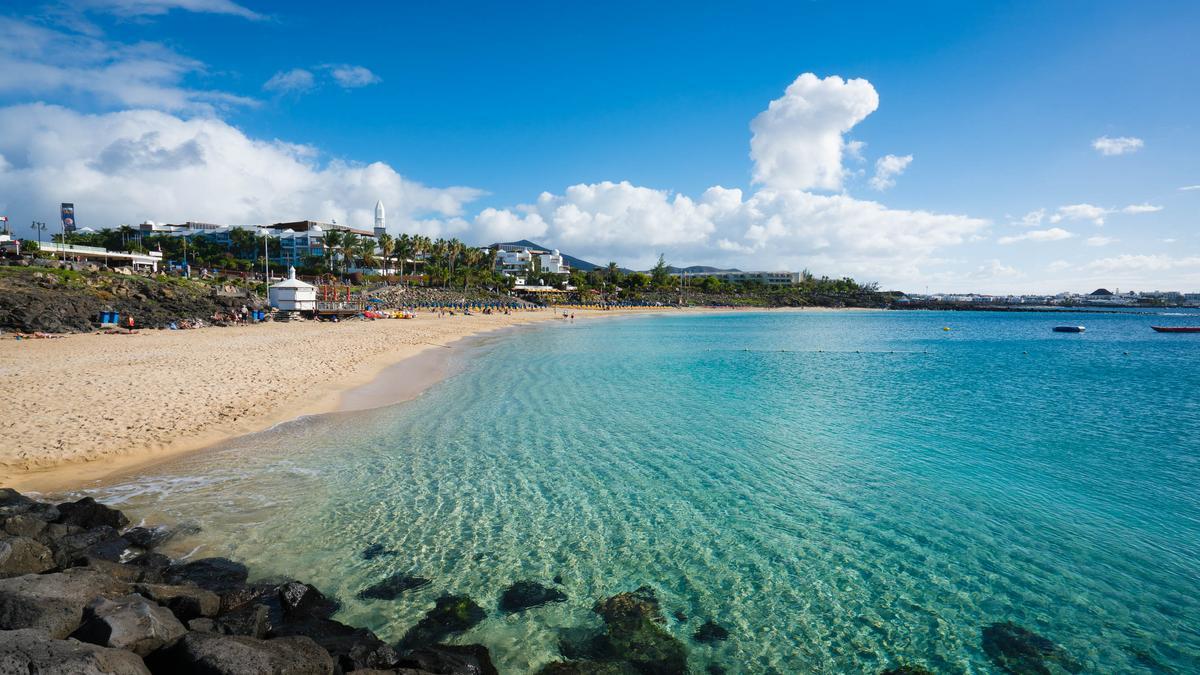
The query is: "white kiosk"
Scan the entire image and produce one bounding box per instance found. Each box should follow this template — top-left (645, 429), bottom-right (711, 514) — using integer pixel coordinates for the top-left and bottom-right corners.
top-left (268, 266), bottom-right (316, 312)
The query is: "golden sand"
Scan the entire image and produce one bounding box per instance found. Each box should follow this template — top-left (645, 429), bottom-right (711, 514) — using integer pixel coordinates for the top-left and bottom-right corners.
top-left (0, 309), bottom-right (579, 490)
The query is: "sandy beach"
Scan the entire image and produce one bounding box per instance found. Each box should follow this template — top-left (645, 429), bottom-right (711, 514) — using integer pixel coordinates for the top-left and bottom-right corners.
top-left (0, 306), bottom-right (863, 492)
top-left (0, 309), bottom-right (584, 491)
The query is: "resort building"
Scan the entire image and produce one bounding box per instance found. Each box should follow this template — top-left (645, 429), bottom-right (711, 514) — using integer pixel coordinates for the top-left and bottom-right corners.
top-left (34, 241), bottom-right (163, 272)
top-left (493, 245), bottom-right (572, 280)
top-left (141, 219), bottom-right (384, 268)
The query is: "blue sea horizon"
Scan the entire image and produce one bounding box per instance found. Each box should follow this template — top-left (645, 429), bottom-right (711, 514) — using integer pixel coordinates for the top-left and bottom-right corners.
top-left (80, 310), bottom-right (1200, 672)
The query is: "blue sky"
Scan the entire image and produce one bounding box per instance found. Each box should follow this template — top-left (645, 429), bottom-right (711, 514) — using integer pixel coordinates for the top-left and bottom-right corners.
top-left (0, 0), bottom-right (1197, 292)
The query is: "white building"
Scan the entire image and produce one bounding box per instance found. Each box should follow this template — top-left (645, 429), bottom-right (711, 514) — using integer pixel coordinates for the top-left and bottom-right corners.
top-left (268, 266), bottom-right (316, 311)
top-left (494, 246), bottom-right (570, 279)
top-left (539, 249), bottom-right (569, 274)
top-left (497, 247), bottom-right (534, 275)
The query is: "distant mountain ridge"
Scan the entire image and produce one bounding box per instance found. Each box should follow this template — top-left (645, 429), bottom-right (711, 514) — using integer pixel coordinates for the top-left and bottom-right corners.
top-left (491, 241), bottom-right (743, 275)
top-left (666, 265), bottom-right (742, 274)
top-left (492, 240), bottom-right (602, 271)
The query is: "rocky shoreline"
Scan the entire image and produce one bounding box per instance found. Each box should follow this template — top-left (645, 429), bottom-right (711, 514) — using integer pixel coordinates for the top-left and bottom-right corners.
top-left (0, 487), bottom-right (1084, 674)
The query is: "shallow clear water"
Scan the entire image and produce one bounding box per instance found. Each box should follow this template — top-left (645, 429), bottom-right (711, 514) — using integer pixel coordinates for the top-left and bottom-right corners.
top-left (73, 310), bottom-right (1200, 673)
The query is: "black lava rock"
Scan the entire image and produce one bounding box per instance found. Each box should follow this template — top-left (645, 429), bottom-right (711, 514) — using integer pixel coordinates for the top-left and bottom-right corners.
top-left (361, 543), bottom-right (398, 560)
top-left (567, 585), bottom-right (689, 675)
top-left (54, 497), bottom-right (129, 530)
top-left (982, 622), bottom-right (1082, 674)
top-left (357, 573), bottom-right (432, 600)
top-left (398, 594), bottom-right (486, 649)
top-left (693, 620), bottom-right (728, 643)
top-left (273, 616), bottom-right (398, 671)
top-left (498, 580), bottom-right (567, 613)
top-left (163, 557), bottom-right (249, 600)
top-left (398, 643), bottom-right (498, 675)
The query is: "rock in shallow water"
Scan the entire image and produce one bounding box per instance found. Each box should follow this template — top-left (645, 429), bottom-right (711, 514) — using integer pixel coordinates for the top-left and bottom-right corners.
top-left (538, 661), bottom-right (640, 674)
top-left (692, 620), bottom-right (728, 643)
top-left (163, 557), bottom-right (249, 608)
top-left (397, 643), bottom-right (499, 675)
top-left (0, 627), bottom-right (150, 674)
top-left (357, 573), bottom-right (431, 600)
top-left (55, 497), bottom-right (130, 530)
top-left (124, 522), bottom-right (201, 550)
top-left (398, 594), bottom-right (486, 649)
top-left (361, 543), bottom-right (399, 560)
top-left (499, 580), bottom-right (567, 613)
top-left (981, 622), bottom-right (1082, 674)
top-left (549, 585), bottom-right (688, 675)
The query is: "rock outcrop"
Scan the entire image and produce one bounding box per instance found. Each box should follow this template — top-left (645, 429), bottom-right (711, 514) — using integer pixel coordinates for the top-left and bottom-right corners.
top-left (0, 488), bottom-right (498, 674)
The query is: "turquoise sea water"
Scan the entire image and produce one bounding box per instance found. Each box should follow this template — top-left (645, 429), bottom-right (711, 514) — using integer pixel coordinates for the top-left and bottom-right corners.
top-left (74, 310), bottom-right (1199, 672)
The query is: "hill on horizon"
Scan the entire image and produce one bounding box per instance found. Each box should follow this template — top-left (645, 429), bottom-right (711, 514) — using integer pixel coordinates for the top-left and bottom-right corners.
top-left (492, 240), bottom-right (603, 271)
top-left (492, 241), bottom-right (744, 274)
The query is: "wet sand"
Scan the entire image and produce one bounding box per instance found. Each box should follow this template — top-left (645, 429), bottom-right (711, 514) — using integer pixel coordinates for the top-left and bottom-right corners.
top-left (0, 310), bottom-right (572, 491)
top-left (1, 306), bottom-right (864, 492)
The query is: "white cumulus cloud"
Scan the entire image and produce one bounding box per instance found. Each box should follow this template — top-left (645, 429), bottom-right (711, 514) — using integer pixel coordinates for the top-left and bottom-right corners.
top-left (1092, 136), bottom-right (1143, 156)
top-left (0, 68), bottom-right (992, 288)
top-left (749, 73), bottom-right (878, 191)
top-left (475, 181), bottom-right (986, 280)
top-left (997, 227), bottom-right (1074, 244)
top-left (0, 104), bottom-right (482, 236)
top-left (869, 154), bottom-right (912, 191)
top-left (1086, 236), bottom-right (1117, 247)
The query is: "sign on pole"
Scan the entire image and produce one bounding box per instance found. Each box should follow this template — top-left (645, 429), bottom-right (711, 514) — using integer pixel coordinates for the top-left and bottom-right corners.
top-left (60, 203), bottom-right (76, 232)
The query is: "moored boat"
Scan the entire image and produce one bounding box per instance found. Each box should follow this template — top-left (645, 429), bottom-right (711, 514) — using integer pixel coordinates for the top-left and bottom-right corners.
top-left (1151, 326), bottom-right (1200, 333)
top-left (1052, 326), bottom-right (1085, 333)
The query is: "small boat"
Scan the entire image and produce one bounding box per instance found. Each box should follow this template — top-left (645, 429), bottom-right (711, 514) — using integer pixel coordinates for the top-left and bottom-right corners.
top-left (1151, 326), bottom-right (1200, 333)
top-left (1053, 326), bottom-right (1086, 333)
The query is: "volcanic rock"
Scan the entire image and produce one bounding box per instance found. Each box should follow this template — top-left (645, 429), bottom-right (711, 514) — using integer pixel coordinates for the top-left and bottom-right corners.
top-left (498, 580), bottom-right (568, 613)
top-left (981, 622), bottom-right (1082, 674)
top-left (0, 627), bottom-right (150, 674)
top-left (358, 573), bottom-right (432, 601)
top-left (70, 593), bottom-right (187, 656)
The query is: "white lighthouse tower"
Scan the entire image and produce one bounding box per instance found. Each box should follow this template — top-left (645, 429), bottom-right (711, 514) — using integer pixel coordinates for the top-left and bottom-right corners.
top-left (374, 200), bottom-right (386, 237)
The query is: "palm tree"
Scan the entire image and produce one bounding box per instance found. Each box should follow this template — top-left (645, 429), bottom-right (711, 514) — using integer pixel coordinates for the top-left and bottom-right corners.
top-left (412, 234), bottom-right (432, 283)
top-left (446, 238), bottom-right (464, 287)
top-left (430, 239), bottom-right (448, 287)
top-left (323, 229), bottom-right (344, 274)
top-left (335, 233), bottom-right (357, 274)
top-left (377, 233), bottom-right (394, 276)
top-left (355, 236), bottom-right (377, 272)
top-left (394, 233), bottom-right (411, 281)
